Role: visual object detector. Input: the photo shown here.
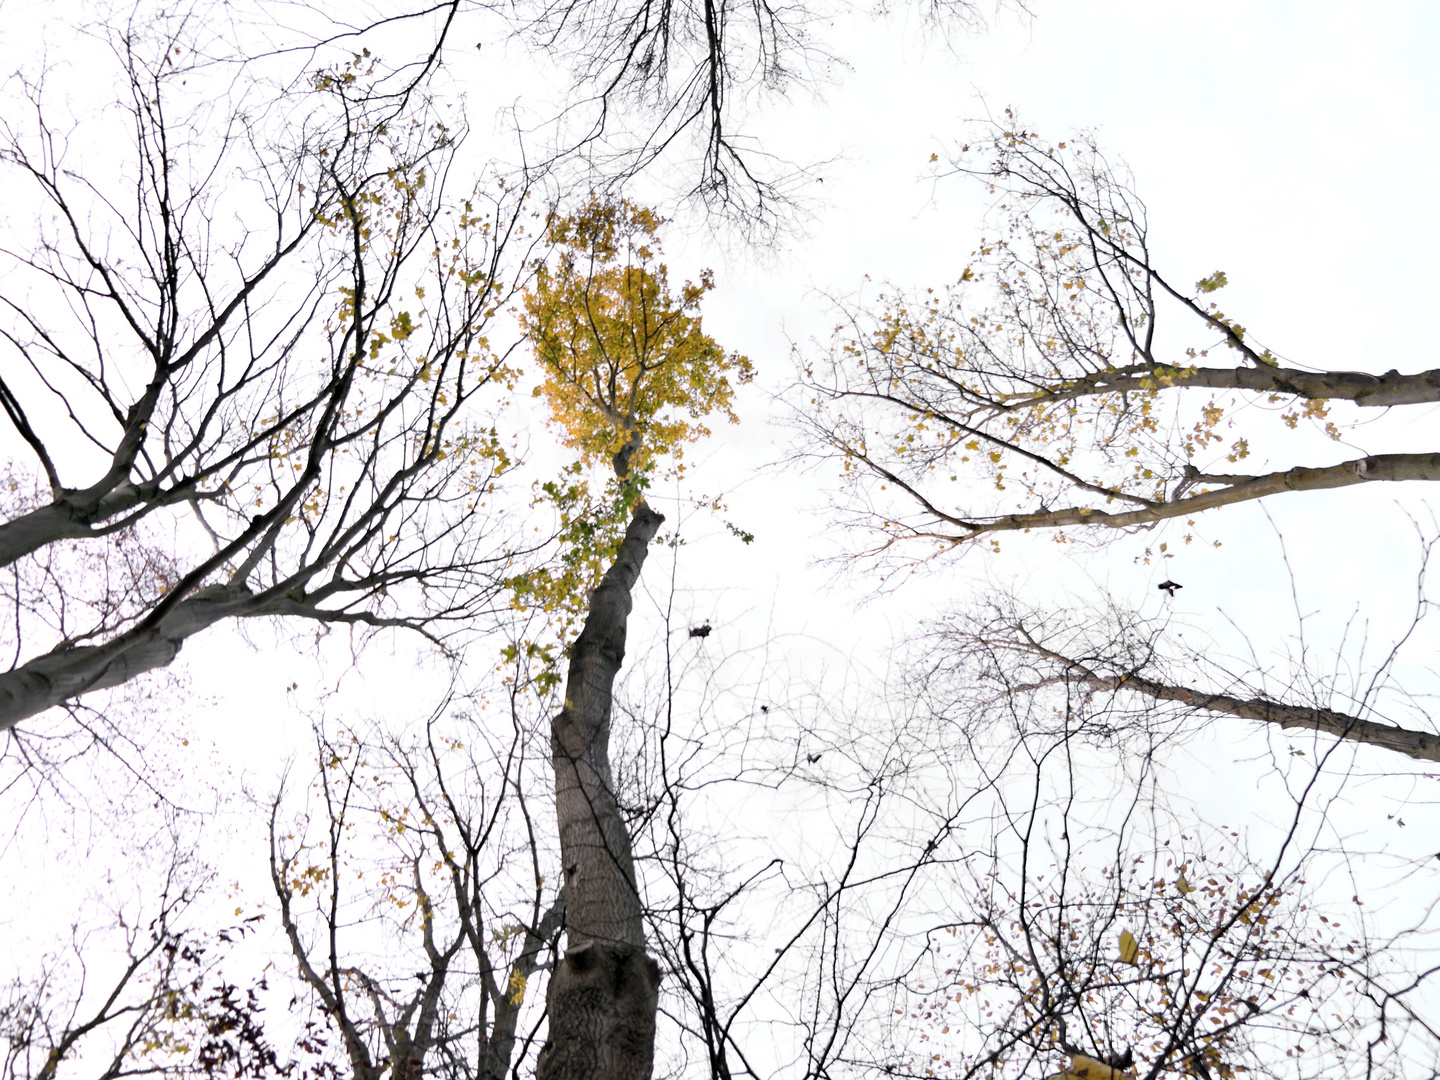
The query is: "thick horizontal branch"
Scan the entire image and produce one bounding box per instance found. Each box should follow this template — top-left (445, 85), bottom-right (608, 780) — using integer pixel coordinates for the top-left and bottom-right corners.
top-left (0, 482), bottom-right (167, 569)
top-left (0, 582), bottom-right (391, 732)
top-left (1000, 625), bottom-right (1440, 763)
top-left (927, 452), bottom-right (1440, 543)
top-left (1087, 672), bottom-right (1440, 764)
top-left (1009, 363), bottom-right (1440, 409)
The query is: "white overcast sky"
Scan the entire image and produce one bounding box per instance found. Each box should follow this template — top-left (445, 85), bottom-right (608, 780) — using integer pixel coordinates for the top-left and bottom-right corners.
top-left (5, 0), bottom-right (1440, 1064)
top-left (190, 0), bottom-right (1440, 956)
top-left (4, 0), bottom-right (1436, 755)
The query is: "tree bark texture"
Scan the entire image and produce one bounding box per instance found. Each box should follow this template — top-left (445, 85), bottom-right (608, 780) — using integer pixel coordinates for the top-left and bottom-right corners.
top-left (0, 584), bottom-right (333, 732)
top-left (0, 481), bottom-right (158, 570)
top-left (916, 452), bottom-right (1440, 543)
top-left (1090, 672), bottom-right (1440, 764)
top-left (1010, 364), bottom-right (1440, 410)
top-left (538, 499), bottom-right (664, 1080)
top-left (1007, 634), bottom-right (1440, 764)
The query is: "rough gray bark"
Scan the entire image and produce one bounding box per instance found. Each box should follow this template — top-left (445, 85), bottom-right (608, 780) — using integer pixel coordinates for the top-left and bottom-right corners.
top-left (1086, 672), bottom-right (1440, 764)
top-left (1004, 634), bottom-right (1440, 764)
top-left (0, 578), bottom-right (415, 733)
top-left (842, 445), bottom-right (1440, 546)
top-left (538, 498), bottom-right (665, 1080)
top-left (921, 452), bottom-right (1440, 542)
top-left (984, 364), bottom-right (1440, 412)
top-left (0, 483), bottom-right (155, 571)
top-left (539, 942), bottom-right (661, 1080)
top-left (0, 584), bottom-right (252, 732)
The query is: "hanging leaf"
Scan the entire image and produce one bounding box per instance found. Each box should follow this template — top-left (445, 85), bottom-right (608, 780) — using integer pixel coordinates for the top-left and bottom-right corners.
top-left (507, 970), bottom-right (527, 1005)
top-left (1118, 929), bottom-right (1139, 964)
top-left (1049, 1053), bottom-right (1136, 1080)
top-left (1176, 874), bottom-right (1194, 895)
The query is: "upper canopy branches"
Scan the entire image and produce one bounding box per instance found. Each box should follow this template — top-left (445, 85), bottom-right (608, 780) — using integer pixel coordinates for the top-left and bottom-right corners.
top-left (503, 0), bottom-right (1001, 232)
top-left (798, 121), bottom-right (1440, 553)
top-left (523, 196), bottom-right (752, 483)
top-left (0, 21), bottom-right (539, 730)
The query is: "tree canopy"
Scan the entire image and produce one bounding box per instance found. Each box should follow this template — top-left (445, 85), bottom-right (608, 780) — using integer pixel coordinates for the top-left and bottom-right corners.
top-left (3, 8), bottom-right (1440, 1080)
top-left (0, 23), bottom-right (535, 733)
top-left (801, 122), bottom-right (1440, 553)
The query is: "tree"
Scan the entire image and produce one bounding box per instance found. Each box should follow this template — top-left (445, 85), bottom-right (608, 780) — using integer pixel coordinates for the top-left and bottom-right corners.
top-left (791, 118), bottom-right (1440, 768)
top-left (10, 15), bottom-right (1438, 1080)
top-left (269, 196), bottom-right (755, 1080)
top-left (881, 763), bottom-right (1432, 1080)
top-left (799, 120), bottom-right (1440, 554)
top-left (268, 695), bottom-right (563, 1080)
top-left (554, 601), bottom-right (1440, 1080)
top-left (0, 13), bottom-right (534, 733)
top-left (276, 0), bottom-right (1011, 239)
top-left (517, 194), bottom-right (750, 1080)
top-left (924, 570), bottom-right (1440, 766)
top-left (781, 117), bottom-right (1440, 1079)
top-left (0, 820), bottom-right (297, 1080)
top-left (0, 0), bottom-right (1005, 734)
top-left (867, 613), bottom-right (1440, 1079)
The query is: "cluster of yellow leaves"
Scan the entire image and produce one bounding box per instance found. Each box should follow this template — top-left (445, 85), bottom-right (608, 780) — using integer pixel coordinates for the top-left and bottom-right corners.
top-left (507, 196), bottom-right (750, 643)
top-left (521, 195), bottom-right (752, 479)
top-left (508, 970), bottom-right (528, 1006)
top-left (311, 48), bottom-right (377, 92)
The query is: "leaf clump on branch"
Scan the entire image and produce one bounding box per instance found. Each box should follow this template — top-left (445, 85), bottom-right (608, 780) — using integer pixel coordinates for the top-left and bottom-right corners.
top-left (799, 117), bottom-right (1440, 558)
top-left (510, 195), bottom-right (752, 640)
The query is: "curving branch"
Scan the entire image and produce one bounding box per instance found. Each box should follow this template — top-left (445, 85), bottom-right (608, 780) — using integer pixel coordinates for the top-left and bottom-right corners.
top-left (798, 122), bottom-right (1440, 554)
top-left (0, 16), bottom-right (540, 731)
top-left (888, 453), bottom-right (1440, 548)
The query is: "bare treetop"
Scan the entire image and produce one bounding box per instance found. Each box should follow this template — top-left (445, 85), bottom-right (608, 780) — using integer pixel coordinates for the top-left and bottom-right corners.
top-left (0, 17), bottom-right (542, 732)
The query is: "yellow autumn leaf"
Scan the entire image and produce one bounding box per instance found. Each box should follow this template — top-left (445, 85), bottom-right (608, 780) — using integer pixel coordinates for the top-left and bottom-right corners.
top-left (1176, 874), bottom-right (1194, 895)
top-left (1118, 929), bottom-right (1139, 964)
top-left (507, 970), bottom-right (527, 1006)
top-left (1051, 1054), bottom-right (1135, 1080)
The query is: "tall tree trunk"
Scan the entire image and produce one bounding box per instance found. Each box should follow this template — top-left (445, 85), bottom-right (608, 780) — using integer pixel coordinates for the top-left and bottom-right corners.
top-left (537, 499), bottom-right (664, 1080)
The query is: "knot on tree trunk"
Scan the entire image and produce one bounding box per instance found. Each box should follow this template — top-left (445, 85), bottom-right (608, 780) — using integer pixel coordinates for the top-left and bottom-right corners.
top-left (538, 941), bottom-right (661, 1080)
